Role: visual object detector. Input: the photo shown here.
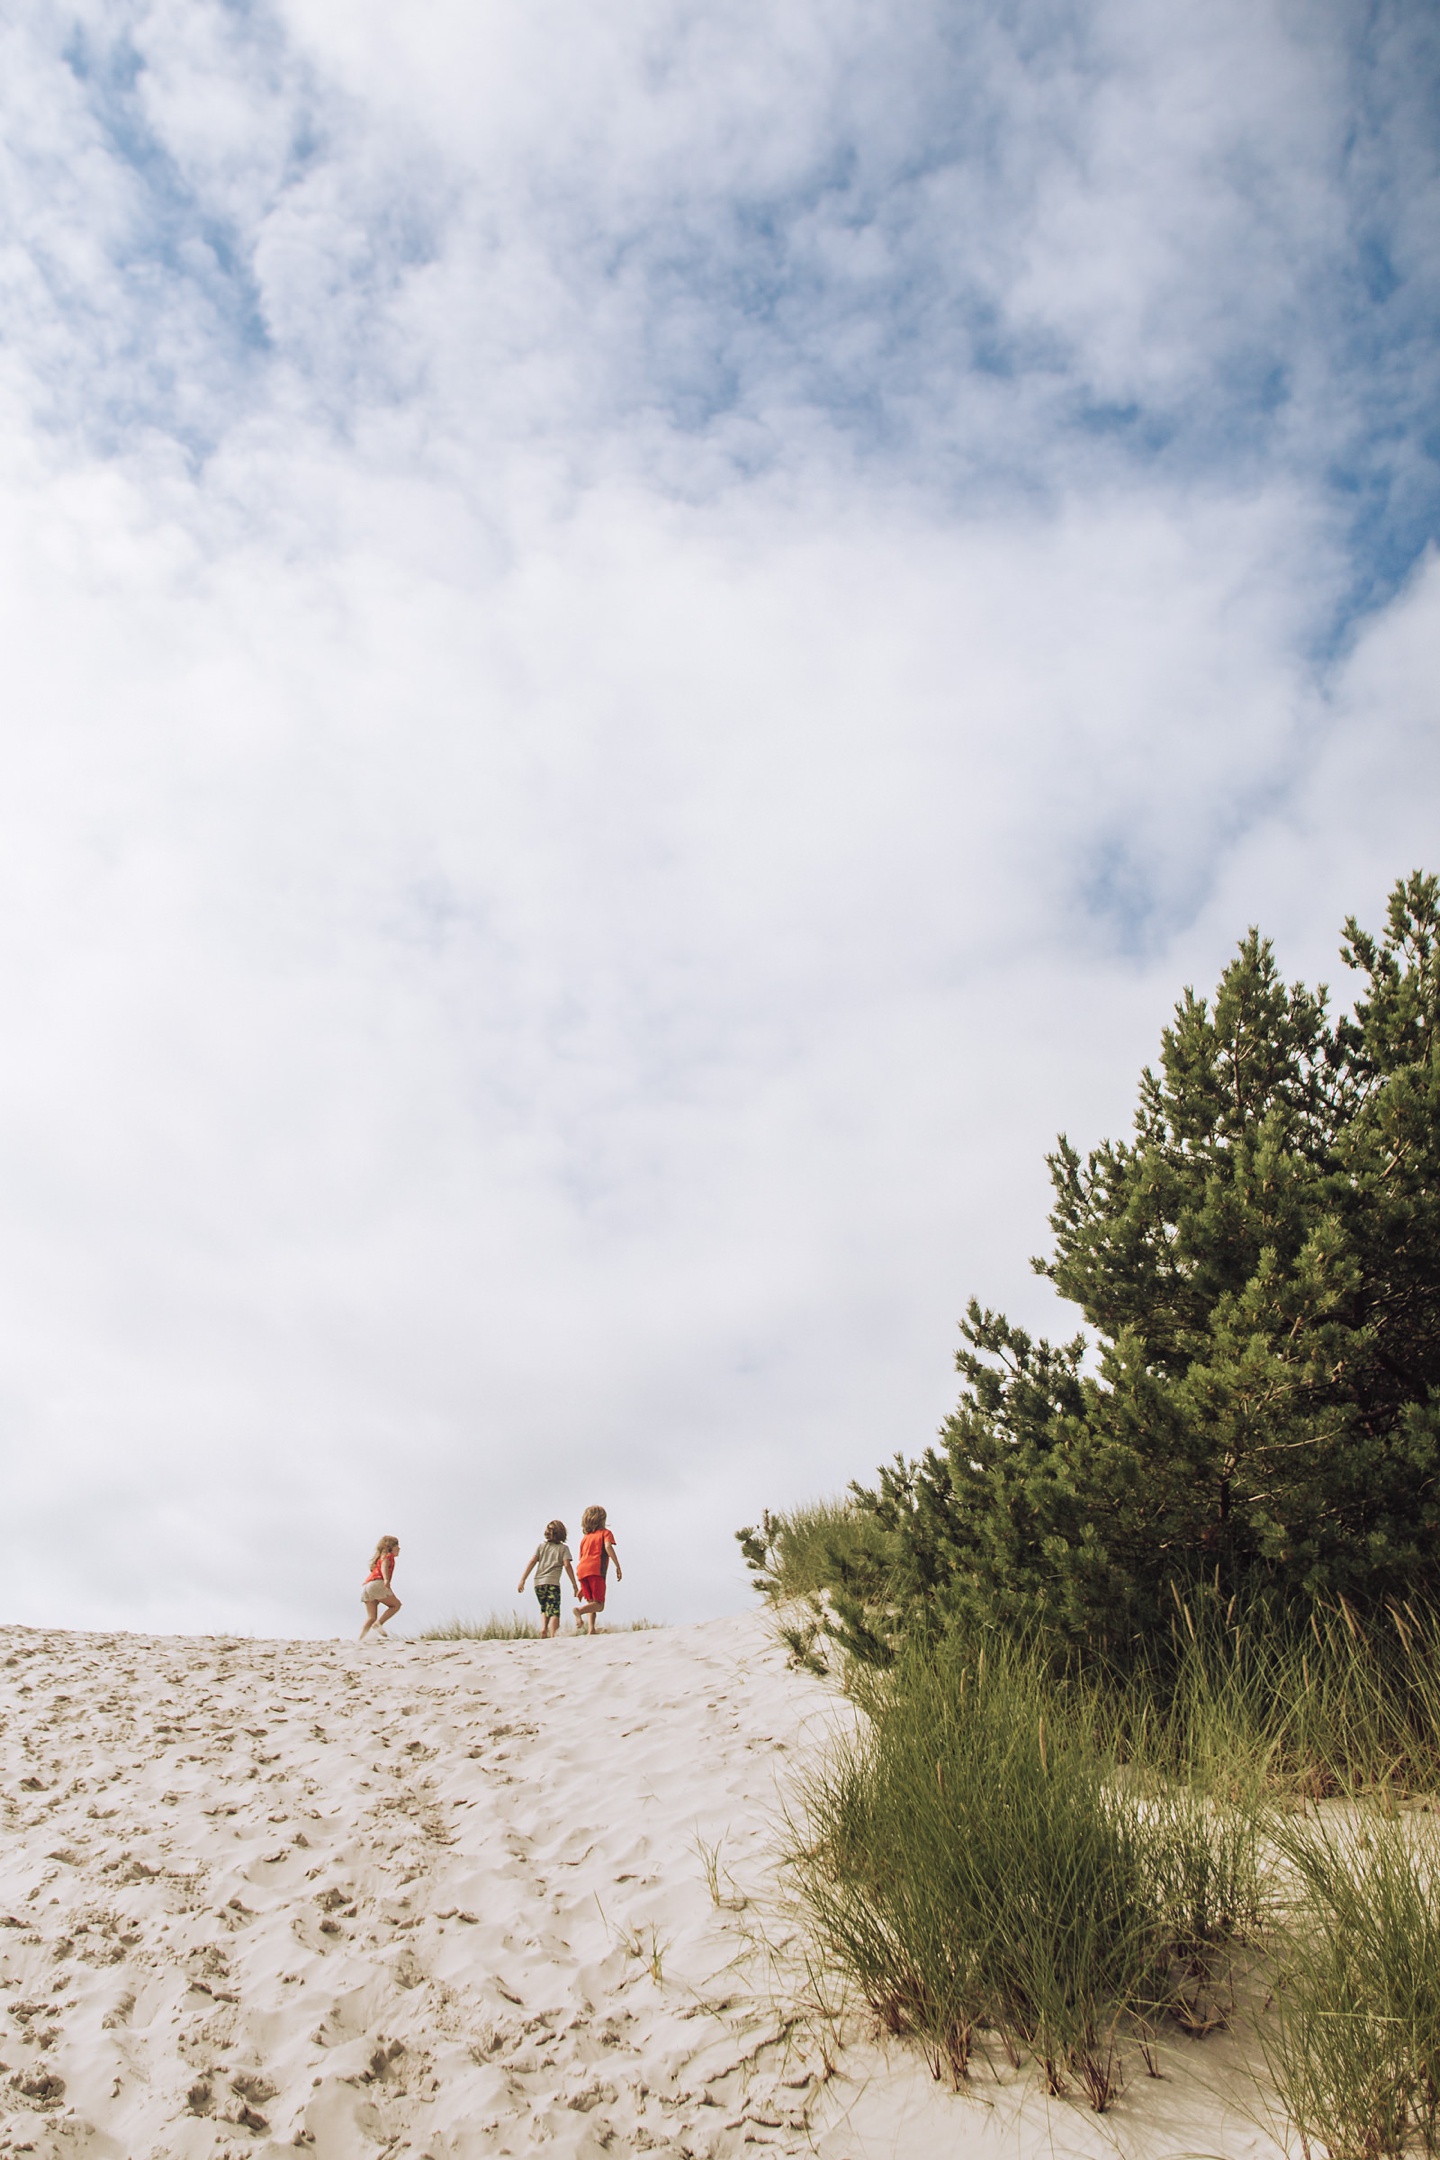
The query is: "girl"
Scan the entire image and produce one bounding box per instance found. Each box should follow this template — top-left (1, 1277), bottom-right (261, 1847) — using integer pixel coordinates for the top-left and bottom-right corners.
top-left (517, 1520), bottom-right (580, 1638)
top-left (359, 1534), bottom-right (401, 1639)
top-left (574, 1505), bottom-right (621, 1634)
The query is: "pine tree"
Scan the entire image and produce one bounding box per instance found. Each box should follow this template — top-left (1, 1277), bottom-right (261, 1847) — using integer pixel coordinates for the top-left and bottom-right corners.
top-left (839, 874), bottom-right (1440, 1657)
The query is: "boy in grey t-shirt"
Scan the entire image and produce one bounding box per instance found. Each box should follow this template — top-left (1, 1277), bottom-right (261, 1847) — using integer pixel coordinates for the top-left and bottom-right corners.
top-left (518, 1519), bottom-right (579, 1637)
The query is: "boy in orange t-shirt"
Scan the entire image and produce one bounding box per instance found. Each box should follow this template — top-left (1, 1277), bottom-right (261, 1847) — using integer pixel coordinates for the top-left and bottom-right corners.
top-left (575, 1504), bottom-right (621, 1634)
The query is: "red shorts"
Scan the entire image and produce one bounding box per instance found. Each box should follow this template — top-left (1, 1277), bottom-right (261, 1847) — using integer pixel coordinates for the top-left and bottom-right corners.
top-left (578, 1575), bottom-right (606, 1607)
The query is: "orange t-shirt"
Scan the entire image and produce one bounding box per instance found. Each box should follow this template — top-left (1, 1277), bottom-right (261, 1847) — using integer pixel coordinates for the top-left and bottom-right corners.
top-left (578, 1529), bottom-right (615, 1580)
top-left (365, 1552), bottom-right (395, 1584)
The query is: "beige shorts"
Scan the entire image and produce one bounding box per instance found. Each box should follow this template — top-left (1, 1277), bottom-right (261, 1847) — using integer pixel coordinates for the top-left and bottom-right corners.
top-left (361, 1580), bottom-right (396, 1604)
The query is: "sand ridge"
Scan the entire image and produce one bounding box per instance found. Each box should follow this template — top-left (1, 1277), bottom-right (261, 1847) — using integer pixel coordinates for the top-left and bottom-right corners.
top-left (0, 1613), bottom-right (852, 2160)
top-left (0, 1611), bottom-right (1287, 2160)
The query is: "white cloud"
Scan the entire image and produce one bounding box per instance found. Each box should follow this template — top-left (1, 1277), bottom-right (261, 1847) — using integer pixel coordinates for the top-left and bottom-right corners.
top-left (0, 0), bottom-right (1434, 1636)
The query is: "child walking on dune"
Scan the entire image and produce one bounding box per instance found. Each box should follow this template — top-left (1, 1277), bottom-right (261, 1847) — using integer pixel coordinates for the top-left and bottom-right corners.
top-left (518, 1520), bottom-right (579, 1638)
top-left (575, 1505), bottom-right (621, 1634)
top-left (359, 1535), bottom-right (401, 1639)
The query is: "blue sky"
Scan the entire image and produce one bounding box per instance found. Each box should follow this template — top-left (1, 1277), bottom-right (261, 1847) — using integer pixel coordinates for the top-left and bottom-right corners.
top-left (0, 0), bottom-right (1437, 1633)
top-left (19, 0), bottom-right (1438, 595)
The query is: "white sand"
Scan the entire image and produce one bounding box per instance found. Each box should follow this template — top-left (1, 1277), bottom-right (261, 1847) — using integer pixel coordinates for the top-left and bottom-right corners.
top-left (0, 1611), bottom-right (1286, 2159)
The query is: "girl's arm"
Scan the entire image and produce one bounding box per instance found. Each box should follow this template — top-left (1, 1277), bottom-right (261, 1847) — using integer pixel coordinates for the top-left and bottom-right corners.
top-left (518, 1555), bottom-right (536, 1592)
top-left (609, 1542), bottom-right (622, 1583)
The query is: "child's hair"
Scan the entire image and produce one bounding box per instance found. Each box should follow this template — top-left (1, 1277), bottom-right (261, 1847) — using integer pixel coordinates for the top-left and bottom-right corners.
top-left (581, 1505), bottom-right (607, 1533)
top-left (370, 1534), bottom-right (400, 1563)
top-left (545, 1519), bottom-right (567, 1544)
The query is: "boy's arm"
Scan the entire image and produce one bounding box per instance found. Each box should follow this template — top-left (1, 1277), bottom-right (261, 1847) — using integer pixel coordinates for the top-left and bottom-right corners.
top-left (517, 1555), bottom-right (536, 1592)
top-left (565, 1561), bottom-right (579, 1593)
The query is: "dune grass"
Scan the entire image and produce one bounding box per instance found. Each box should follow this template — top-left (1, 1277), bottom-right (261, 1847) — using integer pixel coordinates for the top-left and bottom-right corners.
top-left (736, 1498), bottom-right (884, 1606)
top-left (735, 1498), bottom-right (889, 1672)
top-left (1110, 1589), bottom-right (1440, 1805)
top-left (786, 1631), bottom-right (1261, 2106)
top-left (419, 1613), bottom-right (661, 1640)
top-left (1260, 1808), bottom-right (1440, 2160)
top-left (780, 1577), bottom-right (1440, 2137)
top-left (419, 1612), bottom-right (540, 1640)
top-left (743, 1500), bottom-right (1440, 1800)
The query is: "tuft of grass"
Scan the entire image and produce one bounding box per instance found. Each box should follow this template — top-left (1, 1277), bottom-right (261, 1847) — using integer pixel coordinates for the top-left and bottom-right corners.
top-left (696, 1833), bottom-right (748, 1913)
top-left (1261, 1809), bottom-right (1440, 2160)
top-left (419, 1612), bottom-right (540, 1640)
top-left (736, 1499), bottom-right (892, 1674)
top-left (419, 1612), bottom-right (661, 1641)
top-left (786, 1633), bottom-right (1260, 2106)
top-left (618, 1921), bottom-right (669, 1985)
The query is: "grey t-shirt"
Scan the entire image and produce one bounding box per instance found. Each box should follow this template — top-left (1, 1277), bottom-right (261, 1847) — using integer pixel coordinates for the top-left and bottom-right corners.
top-left (533, 1541), bottom-right (572, 1587)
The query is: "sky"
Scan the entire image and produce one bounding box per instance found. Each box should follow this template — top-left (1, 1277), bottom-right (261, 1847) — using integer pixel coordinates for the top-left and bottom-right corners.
top-left (0, 0), bottom-right (1437, 1637)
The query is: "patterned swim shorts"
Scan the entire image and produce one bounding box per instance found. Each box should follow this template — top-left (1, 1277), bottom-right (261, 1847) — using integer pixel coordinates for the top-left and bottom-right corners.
top-left (535, 1582), bottom-right (562, 1618)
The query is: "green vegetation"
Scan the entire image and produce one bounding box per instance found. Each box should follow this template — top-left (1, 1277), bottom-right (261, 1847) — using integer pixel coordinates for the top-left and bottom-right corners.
top-left (420, 1612), bottom-right (540, 1639)
top-left (788, 1632), bottom-right (1260, 2104)
top-left (418, 1613), bottom-right (660, 1640)
top-left (736, 1499), bottom-right (886, 1670)
top-left (1110, 1588), bottom-right (1440, 1801)
top-left (781, 1596), bottom-right (1440, 2130)
top-left (736, 1497), bottom-right (871, 1603)
top-left (746, 875), bottom-right (1440, 2142)
top-left (775, 874), bottom-right (1440, 1662)
top-left (1263, 1810), bottom-right (1440, 2160)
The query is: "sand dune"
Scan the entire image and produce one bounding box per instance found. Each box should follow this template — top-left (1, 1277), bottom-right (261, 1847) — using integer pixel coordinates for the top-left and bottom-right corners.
top-left (0, 1612), bottom-right (1283, 2159)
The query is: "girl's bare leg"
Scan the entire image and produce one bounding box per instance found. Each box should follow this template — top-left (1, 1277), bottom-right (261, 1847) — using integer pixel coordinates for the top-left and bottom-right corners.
top-left (372, 1595), bottom-right (401, 1635)
top-left (359, 1603), bottom-right (379, 1640)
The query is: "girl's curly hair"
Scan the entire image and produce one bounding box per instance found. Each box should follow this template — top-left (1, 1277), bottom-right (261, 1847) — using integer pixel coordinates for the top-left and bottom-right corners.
top-left (581, 1505), bottom-right (607, 1533)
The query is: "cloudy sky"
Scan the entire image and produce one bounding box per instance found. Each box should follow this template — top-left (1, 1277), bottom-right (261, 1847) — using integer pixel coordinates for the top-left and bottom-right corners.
top-left (0, 0), bottom-right (1437, 1636)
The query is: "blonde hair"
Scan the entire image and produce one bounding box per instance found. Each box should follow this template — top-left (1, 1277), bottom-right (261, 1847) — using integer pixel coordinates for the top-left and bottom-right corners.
top-left (370, 1534), bottom-right (400, 1565)
top-left (581, 1505), bottom-right (606, 1534)
top-left (545, 1519), bottom-right (567, 1544)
